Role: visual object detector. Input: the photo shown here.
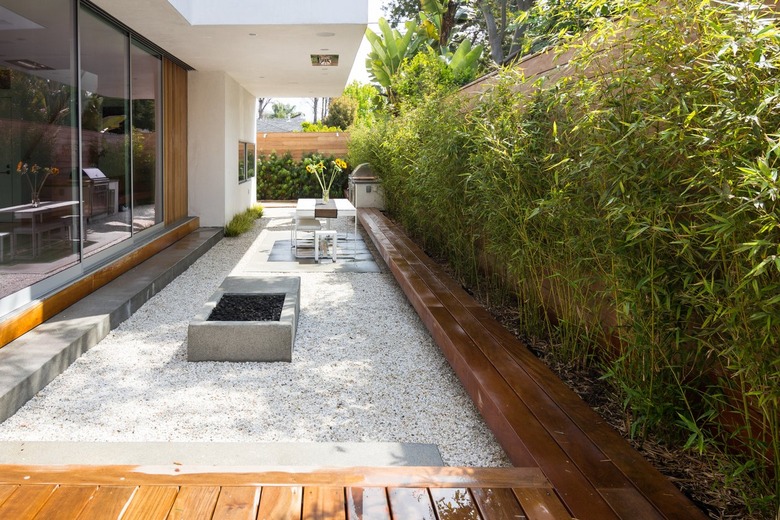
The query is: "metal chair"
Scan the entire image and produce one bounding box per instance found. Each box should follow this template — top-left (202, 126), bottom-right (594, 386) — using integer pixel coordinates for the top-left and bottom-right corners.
top-left (292, 216), bottom-right (322, 258)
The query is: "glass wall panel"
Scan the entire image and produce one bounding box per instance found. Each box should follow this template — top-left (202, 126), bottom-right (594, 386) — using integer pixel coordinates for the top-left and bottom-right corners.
top-left (79, 6), bottom-right (131, 257)
top-left (131, 41), bottom-right (162, 231)
top-left (0, 0), bottom-right (79, 300)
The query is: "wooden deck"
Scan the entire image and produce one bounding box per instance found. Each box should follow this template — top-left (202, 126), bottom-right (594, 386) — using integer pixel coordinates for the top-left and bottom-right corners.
top-left (0, 465), bottom-right (568, 519)
top-left (358, 208), bottom-right (706, 520)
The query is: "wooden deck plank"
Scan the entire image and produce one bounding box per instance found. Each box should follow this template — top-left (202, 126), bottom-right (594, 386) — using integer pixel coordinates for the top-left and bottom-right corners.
top-left (0, 465), bottom-right (548, 488)
top-left (121, 485), bottom-right (178, 520)
top-left (471, 488), bottom-right (528, 520)
top-left (302, 486), bottom-right (345, 519)
top-left (257, 486), bottom-right (302, 519)
top-left (32, 485), bottom-right (97, 520)
top-left (451, 306), bottom-right (628, 484)
top-left (213, 486), bottom-right (262, 520)
top-left (167, 485), bottom-right (220, 519)
top-left (0, 485), bottom-right (17, 507)
top-left (387, 488), bottom-right (436, 519)
top-left (598, 489), bottom-right (665, 520)
top-left (346, 487), bottom-right (391, 520)
top-left (76, 485), bottom-right (136, 520)
top-left (472, 310), bottom-right (703, 519)
top-left (0, 484), bottom-right (56, 519)
top-left (429, 488), bottom-right (480, 519)
top-left (427, 307), bottom-right (617, 519)
top-left (513, 488), bottom-right (573, 520)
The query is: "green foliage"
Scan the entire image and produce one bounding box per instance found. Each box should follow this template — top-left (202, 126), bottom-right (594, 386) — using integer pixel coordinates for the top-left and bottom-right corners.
top-left (392, 49), bottom-right (458, 107)
top-left (515, 0), bottom-right (631, 55)
top-left (300, 121), bottom-right (340, 133)
top-left (256, 152), bottom-right (351, 200)
top-left (224, 204), bottom-right (264, 237)
top-left (322, 96), bottom-right (357, 129)
top-left (349, 0), bottom-right (780, 514)
top-left (342, 81), bottom-right (386, 126)
top-left (269, 103), bottom-right (301, 119)
top-left (365, 17), bottom-right (424, 95)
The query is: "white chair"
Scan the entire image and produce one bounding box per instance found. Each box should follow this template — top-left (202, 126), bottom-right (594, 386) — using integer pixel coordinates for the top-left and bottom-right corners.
top-left (292, 217), bottom-right (322, 258)
top-left (314, 229), bottom-right (337, 262)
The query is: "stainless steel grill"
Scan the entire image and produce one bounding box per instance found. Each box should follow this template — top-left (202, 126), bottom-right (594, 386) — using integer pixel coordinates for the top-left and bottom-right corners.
top-left (82, 168), bottom-right (109, 220)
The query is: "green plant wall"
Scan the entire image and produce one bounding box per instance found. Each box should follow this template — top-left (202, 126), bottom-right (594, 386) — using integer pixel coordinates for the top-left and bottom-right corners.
top-left (349, 1), bottom-right (779, 514)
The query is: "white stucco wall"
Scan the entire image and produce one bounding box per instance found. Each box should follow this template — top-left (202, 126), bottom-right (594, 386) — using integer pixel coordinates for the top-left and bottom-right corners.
top-left (188, 70), bottom-right (257, 227)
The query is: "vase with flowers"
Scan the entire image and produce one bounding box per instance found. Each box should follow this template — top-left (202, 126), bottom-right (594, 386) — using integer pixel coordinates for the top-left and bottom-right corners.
top-left (17, 162), bottom-right (60, 207)
top-left (306, 158), bottom-right (347, 203)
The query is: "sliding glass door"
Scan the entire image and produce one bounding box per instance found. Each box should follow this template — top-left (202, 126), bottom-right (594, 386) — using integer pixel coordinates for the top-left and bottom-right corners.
top-left (0, 0), bottom-right (164, 309)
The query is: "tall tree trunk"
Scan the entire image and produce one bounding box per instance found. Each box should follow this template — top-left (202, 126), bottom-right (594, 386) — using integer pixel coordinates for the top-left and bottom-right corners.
top-left (313, 97), bottom-right (319, 123)
top-left (479, 0), bottom-right (504, 64)
top-left (320, 97), bottom-right (330, 121)
top-left (507, 0), bottom-right (535, 59)
top-left (440, 0), bottom-right (457, 48)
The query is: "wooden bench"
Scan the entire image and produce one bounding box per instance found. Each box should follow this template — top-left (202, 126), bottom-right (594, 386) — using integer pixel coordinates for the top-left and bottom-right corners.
top-left (359, 208), bottom-right (706, 520)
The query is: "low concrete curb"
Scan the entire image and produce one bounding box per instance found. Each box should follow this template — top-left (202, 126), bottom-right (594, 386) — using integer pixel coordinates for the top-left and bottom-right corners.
top-left (0, 441), bottom-right (444, 467)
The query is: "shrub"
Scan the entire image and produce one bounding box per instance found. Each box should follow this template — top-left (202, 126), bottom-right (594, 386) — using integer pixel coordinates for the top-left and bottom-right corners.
top-left (256, 152), bottom-right (350, 200)
top-left (224, 204), bottom-right (263, 237)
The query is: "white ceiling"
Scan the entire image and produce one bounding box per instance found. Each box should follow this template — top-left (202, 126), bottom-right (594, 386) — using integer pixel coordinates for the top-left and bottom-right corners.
top-left (93, 0), bottom-right (369, 98)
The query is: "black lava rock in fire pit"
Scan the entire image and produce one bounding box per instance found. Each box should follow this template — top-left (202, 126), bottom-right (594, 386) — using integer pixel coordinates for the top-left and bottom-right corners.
top-left (207, 294), bottom-right (284, 322)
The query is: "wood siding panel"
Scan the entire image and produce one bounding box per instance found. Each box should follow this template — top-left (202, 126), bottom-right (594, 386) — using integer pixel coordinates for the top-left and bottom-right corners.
top-left (163, 58), bottom-right (188, 224)
top-left (257, 132), bottom-right (349, 162)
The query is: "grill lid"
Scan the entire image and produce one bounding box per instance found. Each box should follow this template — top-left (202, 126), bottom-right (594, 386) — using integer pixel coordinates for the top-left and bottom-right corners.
top-left (349, 162), bottom-right (377, 181)
top-left (82, 168), bottom-right (109, 184)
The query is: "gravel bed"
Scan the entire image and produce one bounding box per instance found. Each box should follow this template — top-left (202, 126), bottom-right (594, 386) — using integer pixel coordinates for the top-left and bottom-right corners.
top-left (0, 212), bottom-right (510, 467)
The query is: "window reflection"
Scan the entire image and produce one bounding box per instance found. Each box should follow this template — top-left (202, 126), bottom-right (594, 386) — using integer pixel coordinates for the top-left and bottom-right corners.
top-left (131, 42), bottom-right (162, 232)
top-left (0, 0), bottom-right (79, 299)
top-left (79, 7), bottom-right (131, 256)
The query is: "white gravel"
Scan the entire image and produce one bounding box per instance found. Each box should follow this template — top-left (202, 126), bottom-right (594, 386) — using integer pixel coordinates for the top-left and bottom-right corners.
top-left (0, 211), bottom-right (510, 467)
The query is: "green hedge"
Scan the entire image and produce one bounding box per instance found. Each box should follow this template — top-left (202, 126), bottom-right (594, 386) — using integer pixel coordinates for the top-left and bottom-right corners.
top-left (349, 1), bottom-right (779, 513)
top-left (256, 152), bottom-right (351, 200)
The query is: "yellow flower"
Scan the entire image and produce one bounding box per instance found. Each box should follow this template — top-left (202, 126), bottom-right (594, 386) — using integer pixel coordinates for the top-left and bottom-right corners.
top-left (50, 167), bottom-right (60, 175)
top-left (16, 161), bottom-right (23, 172)
top-left (334, 158), bottom-right (347, 170)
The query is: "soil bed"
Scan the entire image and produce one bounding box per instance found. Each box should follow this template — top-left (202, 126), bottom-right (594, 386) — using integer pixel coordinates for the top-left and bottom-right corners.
top-left (207, 294), bottom-right (284, 322)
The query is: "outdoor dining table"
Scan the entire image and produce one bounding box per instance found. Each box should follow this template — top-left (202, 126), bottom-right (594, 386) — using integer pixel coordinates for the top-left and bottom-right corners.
top-left (295, 198), bottom-right (358, 258)
top-left (0, 200), bottom-right (79, 258)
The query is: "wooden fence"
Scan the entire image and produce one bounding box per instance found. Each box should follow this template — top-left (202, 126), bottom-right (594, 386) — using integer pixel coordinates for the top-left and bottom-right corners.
top-left (256, 132), bottom-right (349, 161)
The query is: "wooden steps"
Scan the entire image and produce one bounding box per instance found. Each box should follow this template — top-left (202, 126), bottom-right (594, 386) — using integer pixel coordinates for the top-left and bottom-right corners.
top-left (359, 208), bottom-right (706, 520)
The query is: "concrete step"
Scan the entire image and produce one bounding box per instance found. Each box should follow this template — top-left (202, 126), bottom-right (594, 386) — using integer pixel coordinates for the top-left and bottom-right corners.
top-left (0, 441), bottom-right (443, 467)
top-left (0, 225), bottom-right (224, 423)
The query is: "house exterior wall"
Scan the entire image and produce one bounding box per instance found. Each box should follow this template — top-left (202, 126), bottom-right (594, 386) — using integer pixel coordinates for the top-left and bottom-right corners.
top-left (188, 70), bottom-right (257, 227)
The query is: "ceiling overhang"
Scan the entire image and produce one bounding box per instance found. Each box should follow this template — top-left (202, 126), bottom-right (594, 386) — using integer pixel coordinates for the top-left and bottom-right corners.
top-left (91, 0), bottom-right (368, 98)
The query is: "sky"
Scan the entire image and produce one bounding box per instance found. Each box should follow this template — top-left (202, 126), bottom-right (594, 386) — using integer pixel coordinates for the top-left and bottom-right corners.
top-left (278, 0), bottom-right (384, 121)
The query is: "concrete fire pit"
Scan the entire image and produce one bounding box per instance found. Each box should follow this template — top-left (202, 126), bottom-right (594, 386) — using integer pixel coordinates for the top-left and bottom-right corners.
top-left (188, 275), bottom-right (300, 362)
